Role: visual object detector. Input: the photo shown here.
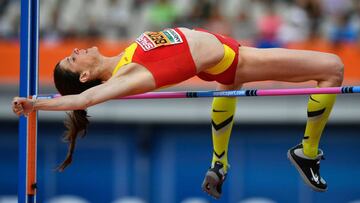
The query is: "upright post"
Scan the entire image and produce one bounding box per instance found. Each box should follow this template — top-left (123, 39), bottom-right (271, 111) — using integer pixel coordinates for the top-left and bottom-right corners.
top-left (19, 0), bottom-right (39, 202)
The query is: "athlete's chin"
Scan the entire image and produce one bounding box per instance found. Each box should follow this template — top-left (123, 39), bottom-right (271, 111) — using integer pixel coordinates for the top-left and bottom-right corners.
top-left (90, 46), bottom-right (98, 52)
top-left (84, 47), bottom-right (98, 59)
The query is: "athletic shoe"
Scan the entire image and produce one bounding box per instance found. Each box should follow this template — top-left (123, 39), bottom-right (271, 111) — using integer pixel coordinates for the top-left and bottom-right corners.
top-left (201, 161), bottom-right (227, 199)
top-left (287, 144), bottom-right (327, 192)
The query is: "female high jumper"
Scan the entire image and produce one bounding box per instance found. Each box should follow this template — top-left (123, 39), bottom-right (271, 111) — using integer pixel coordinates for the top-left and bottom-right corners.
top-left (12, 27), bottom-right (343, 199)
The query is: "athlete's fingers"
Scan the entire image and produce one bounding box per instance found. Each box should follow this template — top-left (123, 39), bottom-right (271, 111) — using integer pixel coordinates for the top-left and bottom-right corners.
top-left (13, 107), bottom-right (20, 114)
top-left (12, 97), bottom-right (21, 105)
top-left (12, 104), bottom-right (21, 115)
top-left (12, 97), bottom-right (26, 106)
top-left (12, 107), bottom-right (17, 115)
top-left (12, 98), bottom-right (26, 117)
top-left (12, 104), bottom-right (23, 111)
top-left (15, 109), bottom-right (23, 116)
top-left (13, 107), bottom-right (22, 115)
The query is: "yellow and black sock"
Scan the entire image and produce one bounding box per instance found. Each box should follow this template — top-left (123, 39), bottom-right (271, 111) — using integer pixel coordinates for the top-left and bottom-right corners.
top-left (302, 94), bottom-right (336, 158)
top-left (211, 97), bottom-right (237, 172)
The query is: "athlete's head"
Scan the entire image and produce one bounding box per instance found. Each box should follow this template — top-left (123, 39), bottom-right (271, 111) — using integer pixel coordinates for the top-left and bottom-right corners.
top-left (54, 47), bottom-right (103, 95)
top-left (58, 47), bottom-right (101, 83)
top-left (53, 47), bottom-right (102, 172)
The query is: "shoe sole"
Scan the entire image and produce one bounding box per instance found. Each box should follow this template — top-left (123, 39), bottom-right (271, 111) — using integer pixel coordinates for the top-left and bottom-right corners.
top-left (201, 171), bottom-right (221, 199)
top-left (287, 150), bottom-right (327, 192)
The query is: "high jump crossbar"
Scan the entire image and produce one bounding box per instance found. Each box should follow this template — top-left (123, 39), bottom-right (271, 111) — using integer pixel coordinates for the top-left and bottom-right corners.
top-left (35, 86), bottom-right (360, 100)
top-left (19, 0), bottom-right (39, 203)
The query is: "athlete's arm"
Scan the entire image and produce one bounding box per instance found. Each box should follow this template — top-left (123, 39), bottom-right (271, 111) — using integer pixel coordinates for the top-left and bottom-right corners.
top-left (12, 65), bottom-right (156, 115)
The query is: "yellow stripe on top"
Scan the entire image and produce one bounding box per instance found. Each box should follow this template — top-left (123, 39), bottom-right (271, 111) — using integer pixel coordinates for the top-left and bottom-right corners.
top-left (203, 44), bottom-right (236, 75)
top-left (112, 43), bottom-right (138, 75)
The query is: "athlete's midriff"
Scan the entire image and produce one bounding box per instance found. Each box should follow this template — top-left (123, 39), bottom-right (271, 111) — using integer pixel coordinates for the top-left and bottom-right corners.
top-left (112, 28), bottom-right (240, 88)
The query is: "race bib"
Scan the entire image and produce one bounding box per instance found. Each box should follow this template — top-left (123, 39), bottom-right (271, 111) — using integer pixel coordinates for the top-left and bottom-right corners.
top-left (135, 29), bottom-right (183, 51)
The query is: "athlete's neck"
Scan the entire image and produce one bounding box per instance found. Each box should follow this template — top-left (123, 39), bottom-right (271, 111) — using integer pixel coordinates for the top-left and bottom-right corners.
top-left (97, 54), bottom-right (123, 81)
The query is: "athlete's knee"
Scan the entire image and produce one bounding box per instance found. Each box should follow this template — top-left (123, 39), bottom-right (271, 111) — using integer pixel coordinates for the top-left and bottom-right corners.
top-left (323, 54), bottom-right (344, 86)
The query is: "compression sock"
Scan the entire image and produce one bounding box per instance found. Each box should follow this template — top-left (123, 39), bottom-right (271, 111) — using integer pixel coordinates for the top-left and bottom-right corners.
top-left (211, 97), bottom-right (237, 172)
top-left (302, 94), bottom-right (336, 158)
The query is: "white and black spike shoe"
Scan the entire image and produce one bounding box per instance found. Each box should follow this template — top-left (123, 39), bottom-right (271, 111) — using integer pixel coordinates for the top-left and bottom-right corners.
top-left (201, 161), bottom-right (227, 199)
top-left (287, 144), bottom-right (327, 192)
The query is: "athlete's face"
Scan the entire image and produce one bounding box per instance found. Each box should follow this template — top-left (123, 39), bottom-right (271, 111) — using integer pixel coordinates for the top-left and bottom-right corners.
top-left (59, 46), bottom-right (101, 79)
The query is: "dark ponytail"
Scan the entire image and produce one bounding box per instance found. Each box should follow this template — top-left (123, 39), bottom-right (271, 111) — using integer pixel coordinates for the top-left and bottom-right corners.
top-left (53, 62), bottom-right (102, 171)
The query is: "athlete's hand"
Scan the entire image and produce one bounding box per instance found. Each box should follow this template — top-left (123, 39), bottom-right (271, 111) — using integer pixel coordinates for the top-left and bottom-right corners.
top-left (12, 97), bottom-right (35, 117)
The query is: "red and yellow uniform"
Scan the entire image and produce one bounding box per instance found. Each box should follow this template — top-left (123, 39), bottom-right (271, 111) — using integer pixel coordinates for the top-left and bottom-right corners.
top-left (112, 28), bottom-right (241, 173)
top-left (112, 28), bottom-right (240, 88)
top-left (194, 28), bottom-right (240, 85)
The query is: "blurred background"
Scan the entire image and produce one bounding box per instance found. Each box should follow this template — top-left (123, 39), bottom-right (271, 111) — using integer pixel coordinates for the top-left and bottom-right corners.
top-left (0, 0), bottom-right (360, 203)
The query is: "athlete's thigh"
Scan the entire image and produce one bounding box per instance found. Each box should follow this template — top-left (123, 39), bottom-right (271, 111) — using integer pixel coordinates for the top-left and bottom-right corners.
top-left (216, 83), bottom-right (243, 91)
top-left (234, 46), bottom-right (338, 84)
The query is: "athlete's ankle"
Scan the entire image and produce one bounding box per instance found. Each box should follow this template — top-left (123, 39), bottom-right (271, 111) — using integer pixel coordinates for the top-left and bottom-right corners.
top-left (293, 147), bottom-right (317, 160)
top-left (301, 142), bottom-right (319, 159)
top-left (303, 150), bottom-right (317, 159)
top-left (211, 160), bottom-right (229, 173)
